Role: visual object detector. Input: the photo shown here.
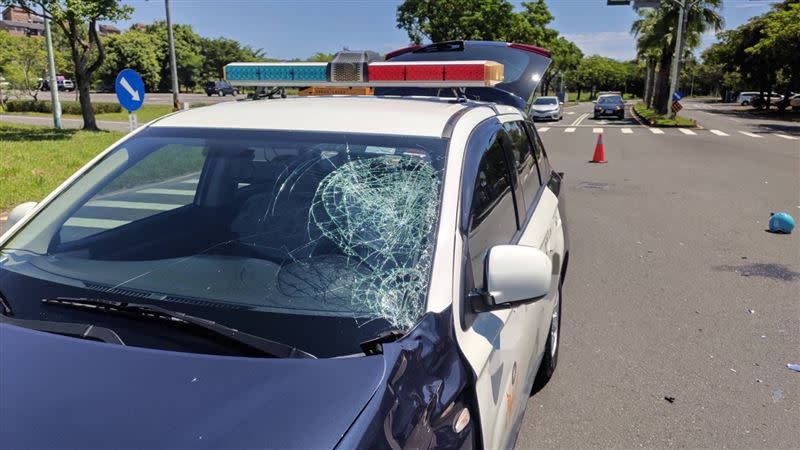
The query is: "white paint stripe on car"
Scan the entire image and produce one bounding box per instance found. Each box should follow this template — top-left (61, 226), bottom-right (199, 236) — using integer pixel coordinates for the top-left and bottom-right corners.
top-left (649, 128), bottom-right (664, 134)
top-left (710, 129), bottom-right (729, 136)
top-left (738, 131), bottom-right (761, 138)
top-left (621, 128), bottom-right (633, 134)
top-left (773, 133), bottom-right (798, 140)
top-left (138, 188), bottom-right (197, 196)
top-left (679, 128), bottom-right (696, 135)
top-left (64, 218), bottom-right (131, 229)
top-left (85, 200), bottom-right (183, 211)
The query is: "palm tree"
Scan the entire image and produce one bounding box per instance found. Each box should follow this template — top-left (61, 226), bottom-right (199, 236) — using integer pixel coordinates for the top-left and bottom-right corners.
top-left (632, 0), bottom-right (723, 114)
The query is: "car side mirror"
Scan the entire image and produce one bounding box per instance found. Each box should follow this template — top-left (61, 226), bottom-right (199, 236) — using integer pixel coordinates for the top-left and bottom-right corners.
top-left (6, 202), bottom-right (37, 229)
top-left (470, 245), bottom-right (551, 312)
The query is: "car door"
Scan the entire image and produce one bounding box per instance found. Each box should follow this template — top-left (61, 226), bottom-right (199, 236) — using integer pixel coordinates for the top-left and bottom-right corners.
top-left (453, 117), bottom-right (546, 450)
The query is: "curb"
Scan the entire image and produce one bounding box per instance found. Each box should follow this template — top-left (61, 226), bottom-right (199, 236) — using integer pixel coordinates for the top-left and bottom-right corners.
top-left (630, 103), bottom-right (698, 129)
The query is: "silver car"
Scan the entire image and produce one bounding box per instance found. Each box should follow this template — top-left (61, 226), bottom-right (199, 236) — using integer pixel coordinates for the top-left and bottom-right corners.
top-left (529, 96), bottom-right (563, 121)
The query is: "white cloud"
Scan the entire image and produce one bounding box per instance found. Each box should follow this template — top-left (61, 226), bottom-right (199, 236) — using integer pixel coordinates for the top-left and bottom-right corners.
top-left (562, 31), bottom-right (638, 61)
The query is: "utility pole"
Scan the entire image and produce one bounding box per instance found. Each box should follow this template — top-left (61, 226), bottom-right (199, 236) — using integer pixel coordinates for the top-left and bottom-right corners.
top-left (165, 0), bottom-right (180, 111)
top-left (43, 16), bottom-right (61, 129)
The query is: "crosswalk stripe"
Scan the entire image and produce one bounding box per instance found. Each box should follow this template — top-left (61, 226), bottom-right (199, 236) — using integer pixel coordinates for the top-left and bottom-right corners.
top-left (64, 218), bottom-right (131, 229)
top-left (621, 128), bottom-right (633, 134)
top-left (592, 128), bottom-right (603, 133)
top-left (679, 128), bottom-right (696, 135)
top-left (538, 127), bottom-right (550, 132)
top-left (738, 131), bottom-right (761, 138)
top-left (773, 133), bottom-right (798, 140)
top-left (565, 127), bottom-right (576, 133)
top-left (710, 129), bottom-right (729, 136)
top-left (86, 200), bottom-right (183, 211)
top-left (138, 188), bottom-right (196, 196)
top-left (649, 128), bottom-right (664, 134)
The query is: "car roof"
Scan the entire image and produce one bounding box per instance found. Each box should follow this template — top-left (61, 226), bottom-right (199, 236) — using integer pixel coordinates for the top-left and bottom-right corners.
top-left (151, 96), bottom-right (482, 137)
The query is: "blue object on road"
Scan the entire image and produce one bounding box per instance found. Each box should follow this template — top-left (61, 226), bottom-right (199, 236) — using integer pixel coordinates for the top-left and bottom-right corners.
top-left (768, 212), bottom-right (795, 234)
top-left (672, 91), bottom-right (683, 101)
top-left (115, 69), bottom-right (145, 112)
top-left (788, 363), bottom-right (800, 372)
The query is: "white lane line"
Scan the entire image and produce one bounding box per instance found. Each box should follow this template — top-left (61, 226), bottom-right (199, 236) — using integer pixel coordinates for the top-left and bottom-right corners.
top-left (679, 128), bottom-right (696, 135)
top-left (64, 218), bottom-right (131, 229)
top-left (179, 179), bottom-right (200, 184)
top-left (86, 200), bottom-right (183, 211)
top-left (538, 127), bottom-right (551, 132)
top-left (567, 111), bottom-right (576, 115)
top-left (564, 127), bottom-right (576, 133)
top-left (592, 128), bottom-right (603, 133)
top-left (138, 188), bottom-right (196, 196)
top-left (773, 133), bottom-right (798, 140)
top-left (621, 128), bottom-right (633, 134)
top-left (571, 113), bottom-right (589, 126)
top-left (738, 131), bottom-right (761, 138)
top-left (649, 128), bottom-right (665, 134)
top-left (710, 129), bottom-right (729, 136)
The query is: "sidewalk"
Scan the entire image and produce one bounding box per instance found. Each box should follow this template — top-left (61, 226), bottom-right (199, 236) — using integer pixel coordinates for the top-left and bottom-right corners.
top-left (0, 114), bottom-right (131, 132)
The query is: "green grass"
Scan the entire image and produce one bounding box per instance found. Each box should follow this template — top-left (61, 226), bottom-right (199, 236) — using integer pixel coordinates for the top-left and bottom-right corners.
top-left (0, 104), bottom-right (175, 123)
top-left (633, 102), bottom-right (695, 127)
top-left (0, 123), bottom-right (123, 212)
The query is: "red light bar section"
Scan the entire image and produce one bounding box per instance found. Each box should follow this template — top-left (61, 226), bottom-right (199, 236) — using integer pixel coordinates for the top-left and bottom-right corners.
top-left (405, 64), bottom-right (444, 81)
top-left (368, 64), bottom-right (406, 81)
top-left (508, 43), bottom-right (551, 58)
top-left (368, 61), bottom-right (503, 84)
top-left (444, 64), bottom-right (485, 81)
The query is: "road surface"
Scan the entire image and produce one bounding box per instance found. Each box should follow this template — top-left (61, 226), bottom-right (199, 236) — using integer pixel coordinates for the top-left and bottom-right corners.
top-left (517, 99), bottom-right (799, 448)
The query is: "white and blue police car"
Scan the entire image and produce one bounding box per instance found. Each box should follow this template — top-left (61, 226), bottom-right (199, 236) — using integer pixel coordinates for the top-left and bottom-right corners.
top-left (0, 41), bottom-right (568, 449)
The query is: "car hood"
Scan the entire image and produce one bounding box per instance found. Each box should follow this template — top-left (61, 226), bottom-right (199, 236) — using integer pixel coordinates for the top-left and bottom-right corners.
top-left (0, 323), bottom-right (385, 448)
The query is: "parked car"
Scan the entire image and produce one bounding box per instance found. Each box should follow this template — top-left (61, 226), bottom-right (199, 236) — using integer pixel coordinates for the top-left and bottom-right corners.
top-left (204, 80), bottom-right (239, 96)
top-left (39, 75), bottom-right (75, 92)
top-left (593, 94), bottom-right (625, 119)
top-left (736, 91), bottom-right (758, 105)
top-left (530, 96), bottom-right (563, 121)
top-left (750, 93), bottom-right (785, 108)
top-left (0, 41), bottom-right (568, 450)
top-left (789, 94), bottom-right (800, 111)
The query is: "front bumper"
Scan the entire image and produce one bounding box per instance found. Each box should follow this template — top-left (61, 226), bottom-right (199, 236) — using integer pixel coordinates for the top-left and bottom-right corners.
top-left (531, 110), bottom-right (560, 120)
top-left (594, 108), bottom-right (624, 117)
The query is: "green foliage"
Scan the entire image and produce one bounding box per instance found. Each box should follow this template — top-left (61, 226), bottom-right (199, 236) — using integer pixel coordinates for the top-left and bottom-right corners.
top-left (0, 32), bottom-right (46, 99)
top-left (200, 37), bottom-right (266, 81)
top-left (397, 0), bottom-right (516, 43)
top-left (97, 30), bottom-right (161, 91)
top-left (570, 55), bottom-right (631, 97)
top-left (306, 52), bottom-right (336, 62)
top-left (142, 21), bottom-right (202, 92)
top-left (633, 102), bottom-right (695, 127)
top-left (5, 99), bottom-right (121, 114)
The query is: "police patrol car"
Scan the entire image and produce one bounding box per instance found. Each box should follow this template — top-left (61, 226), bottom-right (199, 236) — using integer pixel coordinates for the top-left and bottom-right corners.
top-left (0, 41), bottom-right (568, 449)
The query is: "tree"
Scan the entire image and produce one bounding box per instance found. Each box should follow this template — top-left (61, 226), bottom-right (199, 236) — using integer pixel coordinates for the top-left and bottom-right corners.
top-left (306, 52), bottom-right (335, 62)
top-left (747, 1), bottom-right (800, 109)
top-left (541, 36), bottom-right (582, 95)
top-left (1, 0), bottom-right (133, 130)
top-left (7, 34), bottom-right (47, 100)
top-left (97, 30), bottom-right (161, 91)
top-left (200, 36), bottom-right (266, 81)
top-left (144, 22), bottom-right (202, 92)
top-left (397, 0), bottom-right (516, 43)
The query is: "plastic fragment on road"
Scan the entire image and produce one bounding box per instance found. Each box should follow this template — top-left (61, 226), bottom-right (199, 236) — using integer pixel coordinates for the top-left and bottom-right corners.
top-left (787, 363), bottom-right (800, 373)
top-left (768, 211), bottom-right (795, 234)
top-left (663, 396), bottom-right (675, 403)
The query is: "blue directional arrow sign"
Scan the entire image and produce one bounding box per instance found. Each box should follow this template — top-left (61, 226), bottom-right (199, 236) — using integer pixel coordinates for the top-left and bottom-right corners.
top-left (672, 90), bottom-right (684, 101)
top-left (115, 69), bottom-right (145, 112)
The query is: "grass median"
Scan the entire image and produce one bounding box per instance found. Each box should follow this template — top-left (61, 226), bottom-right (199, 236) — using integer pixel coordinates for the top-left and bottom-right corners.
top-left (633, 102), bottom-right (695, 127)
top-left (0, 103), bottom-right (175, 124)
top-left (0, 122), bottom-right (123, 212)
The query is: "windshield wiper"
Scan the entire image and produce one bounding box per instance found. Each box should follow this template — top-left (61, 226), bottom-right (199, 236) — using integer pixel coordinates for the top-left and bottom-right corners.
top-left (0, 314), bottom-right (125, 345)
top-left (42, 297), bottom-right (315, 359)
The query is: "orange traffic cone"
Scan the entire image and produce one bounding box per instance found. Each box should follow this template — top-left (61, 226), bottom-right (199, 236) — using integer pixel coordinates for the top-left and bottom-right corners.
top-left (590, 133), bottom-right (607, 163)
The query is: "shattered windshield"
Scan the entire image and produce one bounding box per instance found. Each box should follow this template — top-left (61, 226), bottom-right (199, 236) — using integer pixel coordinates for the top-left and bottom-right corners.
top-left (0, 127), bottom-right (447, 357)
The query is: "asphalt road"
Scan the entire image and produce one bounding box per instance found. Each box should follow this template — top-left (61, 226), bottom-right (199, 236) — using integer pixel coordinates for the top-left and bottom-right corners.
top-left (518, 100), bottom-right (799, 448)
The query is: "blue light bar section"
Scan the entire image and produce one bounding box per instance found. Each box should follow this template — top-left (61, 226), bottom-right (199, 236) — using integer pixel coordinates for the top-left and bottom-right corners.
top-left (225, 63), bottom-right (327, 82)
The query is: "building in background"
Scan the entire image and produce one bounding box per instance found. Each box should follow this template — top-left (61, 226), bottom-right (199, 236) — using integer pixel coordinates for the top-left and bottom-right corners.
top-left (98, 24), bottom-right (121, 36)
top-left (0, 6), bottom-right (44, 37)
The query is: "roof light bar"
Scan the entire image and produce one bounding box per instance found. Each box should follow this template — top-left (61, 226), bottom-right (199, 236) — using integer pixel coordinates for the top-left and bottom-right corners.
top-left (225, 60), bottom-right (504, 88)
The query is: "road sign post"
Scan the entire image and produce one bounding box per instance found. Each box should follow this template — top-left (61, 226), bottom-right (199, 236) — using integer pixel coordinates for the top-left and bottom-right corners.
top-left (115, 69), bottom-right (145, 131)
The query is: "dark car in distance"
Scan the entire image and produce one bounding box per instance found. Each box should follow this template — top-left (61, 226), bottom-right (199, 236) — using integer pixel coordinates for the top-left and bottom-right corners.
top-left (593, 94), bottom-right (625, 119)
top-left (204, 80), bottom-right (239, 97)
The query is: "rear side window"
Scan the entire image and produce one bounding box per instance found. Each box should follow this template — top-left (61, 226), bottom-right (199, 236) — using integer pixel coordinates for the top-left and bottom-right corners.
top-left (503, 121), bottom-right (541, 206)
top-left (467, 132), bottom-right (518, 285)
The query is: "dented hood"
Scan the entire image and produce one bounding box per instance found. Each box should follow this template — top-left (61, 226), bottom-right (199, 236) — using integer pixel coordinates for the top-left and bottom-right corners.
top-left (0, 323), bottom-right (385, 448)
top-left (377, 40), bottom-right (552, 111)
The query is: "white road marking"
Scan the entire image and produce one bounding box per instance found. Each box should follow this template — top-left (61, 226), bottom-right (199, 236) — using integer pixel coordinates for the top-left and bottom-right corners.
top-left (621, 128), bottom-right (633, 134)
top-left (179, 179), bottom-right (200, 184)
top-left (649, 128), bottom-right (665, 135)
top-left (679, 128), bottom-right (696, 135)
top-left (773, 133), bottom-right (798, 140)
top-left (567, 111), bottom-right (576, 115)
top-left (565, 127), bottom-right (576, 133)
top-left (710, 129), bottom-right (729, 136)
top-left (572, 113), bottom-right (589, 126)
top-left (538, 127), bottom-right (551, 132)
top-left (64, 218), bottom-right (131, 229)
top-left (738, 131), bottom-right (761, 138)
top-left (592, 128), bottom-right (603, 133)
top-left (138, 188), bottom-right (197, 196)
top-left (86, 200), bottom-right (182, 211)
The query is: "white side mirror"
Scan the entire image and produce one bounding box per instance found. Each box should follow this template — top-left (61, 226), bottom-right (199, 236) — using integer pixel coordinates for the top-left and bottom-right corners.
top-left (471, 245), bottom-right (551, 312)
top-left (7, 202), bottom-right (37, 229)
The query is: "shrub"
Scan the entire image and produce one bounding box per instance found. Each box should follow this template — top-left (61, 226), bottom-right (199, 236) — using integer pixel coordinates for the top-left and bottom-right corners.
top-left (4, 100), bottom-right (121, 115)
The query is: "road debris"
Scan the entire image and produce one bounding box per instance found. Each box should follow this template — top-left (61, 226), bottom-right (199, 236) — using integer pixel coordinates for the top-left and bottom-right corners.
top-left (787, 363), bottom-right (800, 373)
top-left (664, 396), bottom-right (675, 403)
top-left (771, 389), bottom-right (783, 402)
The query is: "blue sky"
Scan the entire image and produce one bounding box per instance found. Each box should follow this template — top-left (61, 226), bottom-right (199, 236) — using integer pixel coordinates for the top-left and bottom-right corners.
top-left (118, 0), bottom-right (780, 61)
